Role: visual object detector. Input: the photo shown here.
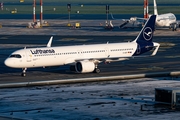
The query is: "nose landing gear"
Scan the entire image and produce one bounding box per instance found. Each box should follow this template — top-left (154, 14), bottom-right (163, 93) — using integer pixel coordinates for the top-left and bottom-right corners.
top-left (21, 68), bottom-right (27, 77)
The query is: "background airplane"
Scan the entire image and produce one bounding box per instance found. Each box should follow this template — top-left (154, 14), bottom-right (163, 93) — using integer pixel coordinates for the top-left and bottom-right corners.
top-left (114, 0), bottom-right (180, 31)
top-left (4, 15), bottom-right (160, 77)
top-left (110, 13), bottom-right (146, 29)
top-left (152, 0), bottom-right (180, 31)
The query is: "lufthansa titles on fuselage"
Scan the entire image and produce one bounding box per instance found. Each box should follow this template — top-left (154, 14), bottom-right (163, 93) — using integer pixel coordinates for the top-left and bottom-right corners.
top-left (30, 49), bottom-right (55, 54)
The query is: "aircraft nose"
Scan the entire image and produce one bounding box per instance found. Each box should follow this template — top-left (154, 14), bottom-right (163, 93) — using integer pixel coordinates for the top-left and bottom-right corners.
top-left (4, 58), bottom-right (14, 67)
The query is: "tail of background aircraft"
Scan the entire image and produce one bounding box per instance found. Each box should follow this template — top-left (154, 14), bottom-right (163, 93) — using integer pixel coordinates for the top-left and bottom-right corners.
top-left (154, 0), bottom-right (158, 15)
top-left (134, 15), bottom-right (156, 43)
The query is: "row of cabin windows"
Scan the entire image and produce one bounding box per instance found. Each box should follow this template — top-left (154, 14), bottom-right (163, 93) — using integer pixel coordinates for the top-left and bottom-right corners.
top-left (33, 50), bottom-right (106, 57)
top-left (9, 48), bottom-right (134, 58)
top-left (82, 50), bottom-right (105, 53)
top-left (111, 48), bottom-right (133, 52)
top-left (34, 53), bottom-right (75, 57)
top-left (33, 48), bottom-right (134, 57)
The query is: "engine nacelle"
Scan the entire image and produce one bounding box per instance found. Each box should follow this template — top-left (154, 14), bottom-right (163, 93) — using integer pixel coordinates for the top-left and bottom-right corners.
top-left (75, 61), bottom-right (95, 73)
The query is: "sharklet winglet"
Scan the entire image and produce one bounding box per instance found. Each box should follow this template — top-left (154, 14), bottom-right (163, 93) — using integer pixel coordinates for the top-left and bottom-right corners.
top-left (47, 36), bottom-right (53, 47)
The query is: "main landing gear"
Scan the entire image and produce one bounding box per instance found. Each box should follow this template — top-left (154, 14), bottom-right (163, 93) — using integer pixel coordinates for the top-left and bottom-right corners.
top-left (93, 64), bottom-right (100, 73)
top-left (93, 68), bottom-right (100, 73)
top-left (21, 68), bottom-right (27, 77)
top-left (170, 24), bottom-right (177, 31)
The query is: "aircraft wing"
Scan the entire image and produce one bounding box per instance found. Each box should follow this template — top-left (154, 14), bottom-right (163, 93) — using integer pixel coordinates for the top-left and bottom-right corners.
top-left (111, 13), bottom-right (147, 21)
top-left (136, 17), bottom-right (148, 20)
top-left (64, 57), bottom-right (129, 65)
top-left (74, 57), bottom-right (130, 64)
top-left (73, 55), bottom-right (151, 64)
top-left (170, 21), bottom-right (180, 25)
top-left (111, 13), bottom-right (147, 28)
top-left (168, 21), bottom-right (180, 31)
top-left (175, 20), bottom-right (180, 27)
top-left (110, 13), bottom-right (129, 21)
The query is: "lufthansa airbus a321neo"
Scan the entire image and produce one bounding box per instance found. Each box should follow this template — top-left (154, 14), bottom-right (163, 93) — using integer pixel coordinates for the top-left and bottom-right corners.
top-left (4, 15), bottom-right (160, 77)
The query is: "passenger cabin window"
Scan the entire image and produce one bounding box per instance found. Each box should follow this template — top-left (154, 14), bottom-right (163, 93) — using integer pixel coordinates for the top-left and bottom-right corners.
top-left (9, 54), bottom-right (22, 58)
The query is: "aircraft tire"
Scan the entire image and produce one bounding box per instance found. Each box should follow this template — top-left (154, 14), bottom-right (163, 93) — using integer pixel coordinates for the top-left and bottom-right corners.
top-left (21, 73), bottom-right (26, 77)
top-left (172, 24), bottom-right (177, 31)
top-left (93, 68), bottom-right (100, 73)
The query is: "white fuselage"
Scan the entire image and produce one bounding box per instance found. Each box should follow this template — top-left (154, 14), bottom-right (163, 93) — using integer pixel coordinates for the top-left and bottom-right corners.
top-left (155, 13), bottom-right (176, 27)
top-left (4, 42), bottom-right (138, 68)
top-left (153, 0), bottom-right (177, 27)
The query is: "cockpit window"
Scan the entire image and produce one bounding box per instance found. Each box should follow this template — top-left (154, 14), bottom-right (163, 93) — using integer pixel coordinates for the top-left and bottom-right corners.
top-left (9, 54), bottom-right (22, 58)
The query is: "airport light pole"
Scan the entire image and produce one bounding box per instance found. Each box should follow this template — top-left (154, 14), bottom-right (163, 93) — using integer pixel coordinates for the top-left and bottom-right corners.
top-left (33, 0), bottom-right (36, 22)
top-left (0, 2), bottom-right (3, 10)
top-left (67, 4), bottom-right (71, 26)
top-left (106, 5), bottom-right (109, 22)
top-left (144, 0), bottom-right (148, 18)
top-left (40, 0), bottom-right (43, 25)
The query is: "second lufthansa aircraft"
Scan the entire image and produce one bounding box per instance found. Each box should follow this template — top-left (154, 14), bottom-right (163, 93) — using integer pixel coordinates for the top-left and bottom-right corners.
top-left (4, 15), bottom-right (160, 76)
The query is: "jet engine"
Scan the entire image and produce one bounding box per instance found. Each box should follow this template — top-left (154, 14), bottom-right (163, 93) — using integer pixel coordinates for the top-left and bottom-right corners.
top-left (75, 61), bottom-right (95, 73)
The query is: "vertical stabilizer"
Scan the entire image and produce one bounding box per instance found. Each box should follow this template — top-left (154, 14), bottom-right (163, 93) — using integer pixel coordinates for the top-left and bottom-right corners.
top-left (133, 15), bottom-right (158, 56)
top-left (154, 0), bottom-right (158, 15)
top-left (134, 15), bottom-right (156, 43)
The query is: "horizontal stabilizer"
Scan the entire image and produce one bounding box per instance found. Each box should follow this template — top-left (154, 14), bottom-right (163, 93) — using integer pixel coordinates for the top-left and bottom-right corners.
top-left (151, 42), bottom-right (160, 56)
